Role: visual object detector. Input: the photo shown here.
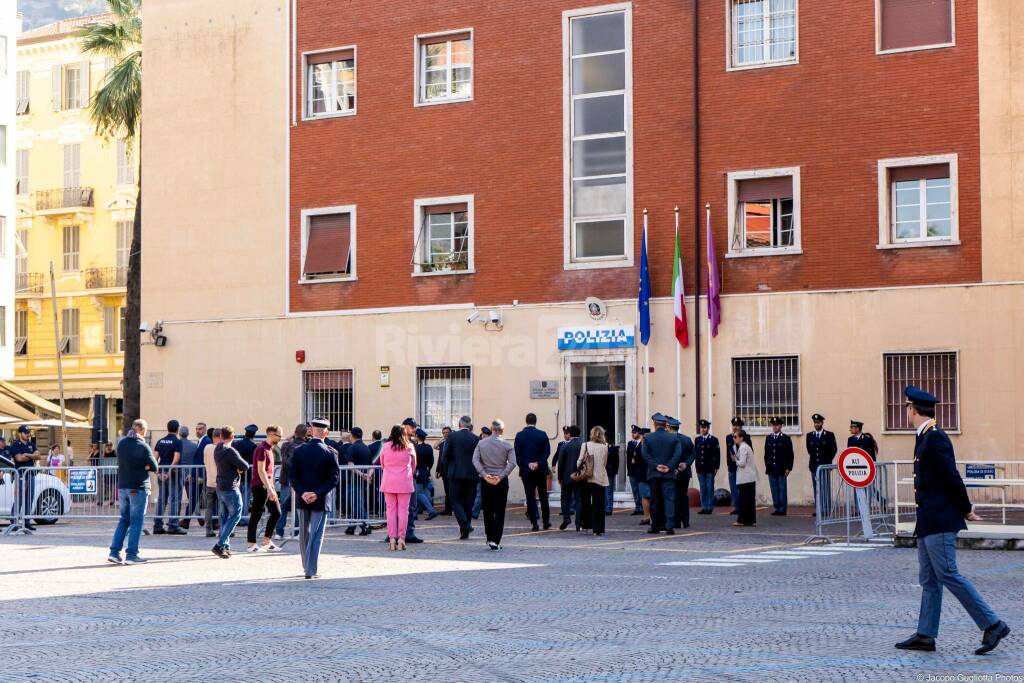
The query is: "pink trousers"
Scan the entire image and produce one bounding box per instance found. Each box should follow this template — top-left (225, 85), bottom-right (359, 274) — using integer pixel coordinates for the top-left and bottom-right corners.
top-left (384, 492), bottom-right (412, 540)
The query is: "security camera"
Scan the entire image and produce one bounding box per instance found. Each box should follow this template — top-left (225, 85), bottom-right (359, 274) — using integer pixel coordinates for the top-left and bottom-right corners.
top-left (466, 311), bottom-right (481, 324)
top-left (139, 321), bottom-right (150, 333)
top-left (487, 309), bottom-right (501, 324)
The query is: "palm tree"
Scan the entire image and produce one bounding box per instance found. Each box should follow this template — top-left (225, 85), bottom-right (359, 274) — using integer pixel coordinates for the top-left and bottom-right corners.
top-left (78, 0), bottom-right (142, 433)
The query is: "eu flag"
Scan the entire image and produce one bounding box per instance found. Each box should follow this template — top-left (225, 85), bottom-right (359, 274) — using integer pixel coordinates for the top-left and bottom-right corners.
top-left (638, 222), bottom-right (651, 345)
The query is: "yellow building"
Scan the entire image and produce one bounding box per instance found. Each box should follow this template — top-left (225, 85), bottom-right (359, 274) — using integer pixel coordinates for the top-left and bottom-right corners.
top-left (13, 14), bottom-right (137, 448)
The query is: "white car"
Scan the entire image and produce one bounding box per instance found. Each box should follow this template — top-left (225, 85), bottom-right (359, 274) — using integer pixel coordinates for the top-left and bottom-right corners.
top-left (0, 455), bottom-right (72, 524)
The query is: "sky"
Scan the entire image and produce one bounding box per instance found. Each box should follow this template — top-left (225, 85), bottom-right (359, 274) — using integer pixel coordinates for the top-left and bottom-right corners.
top-left (19, 0), bottom-right (109, 30)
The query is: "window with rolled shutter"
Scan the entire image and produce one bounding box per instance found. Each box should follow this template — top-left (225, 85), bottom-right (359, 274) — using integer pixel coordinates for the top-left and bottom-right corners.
top-left (879, 0), bottom-right (953, 52)
top-left (302, 211), bottom-right (354, 280)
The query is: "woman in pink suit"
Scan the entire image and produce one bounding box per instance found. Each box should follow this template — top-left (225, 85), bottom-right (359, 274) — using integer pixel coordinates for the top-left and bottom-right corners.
top-left (379, 425), bottom-right (416, 551)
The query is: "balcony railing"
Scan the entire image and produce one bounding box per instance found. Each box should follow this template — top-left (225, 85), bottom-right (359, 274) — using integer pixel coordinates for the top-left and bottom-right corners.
top-left (15, 272), bottom-right (44, 294)
top-left (33, 187), bottom-right (95, 212)
top-left (84, 266), bottom-right (128, 289)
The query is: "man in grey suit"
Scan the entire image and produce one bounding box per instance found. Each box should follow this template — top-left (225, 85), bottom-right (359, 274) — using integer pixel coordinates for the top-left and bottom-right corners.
top-left (642, 413), bottom-right (682, 535)
top-left (445, 416), bottom-right (481, 540)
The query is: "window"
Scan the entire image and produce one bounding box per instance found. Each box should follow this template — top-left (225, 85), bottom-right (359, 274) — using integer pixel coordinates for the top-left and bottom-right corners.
top-left (63, 225), bottom-right (80, 272)
top-left (300, 207), bottom-right (356, 282)
top-left (732, 356), bottom-right (800, 432)
top-left (52, 61), bottom-right (89, 112)
top-left (15, 229), bottom-right (27, 277)
top-left (416, 31), bottom-right (473, 104)
top-left (0, 36), bottom-right (6, 77)
top-left (884, 352), bottom-right (959, 431)
top-left (878, 155), bottom-right (958, 247)
top-left (116, 221), bottom-right (131, 271)
top-left (877, 0), bottom-right (954, 53)
top-left (413, 196), bottom-right (473, 274)
top-left (119, 307), bottom-right (126, 352)
top-left (304, 48), bottom-right (356, 118)
top-left (417, 366), bottom-right (472, 433)
top-left (0, 217), bottom-right (5, 258)
top-left (16, 149), bottom-right (28, 195)
top-left (730, 0), bottom-right (797, 68)
top-left (0, 126), bottom-right (6, 166)
top-left (16, 70), bottom-right (29, 115)
top-left (116, 139), bottom-right (135, 185)
top-left (302, 369), bottom-right (353, 434)
top-left (0, 307), bottom-right (6, 347)
top-left (64, 64), bottom-right (83, 110)
top-left (63, 144), bottom-right (81, 188)
top-left (60, 308), bottom-right (80, 355)
top-left (727, 168), bottom-right (800, 255)
top-left (103, 306), bottom-right (116, 353)
top-left (565, 6), bottom-right (632, 266)
top-left (15, 310), bottom-right (26, 355)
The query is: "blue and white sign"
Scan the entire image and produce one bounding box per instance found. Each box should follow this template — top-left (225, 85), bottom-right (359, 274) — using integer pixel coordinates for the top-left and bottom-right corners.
top-left (966, 463), bottom-right (996, 480)
top-left (558, 325), bottom-right (635, 351)
top-left (69, 468), bottom-right (97, 495)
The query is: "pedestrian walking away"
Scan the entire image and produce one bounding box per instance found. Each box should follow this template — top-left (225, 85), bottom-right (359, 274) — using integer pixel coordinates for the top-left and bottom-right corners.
top-left (379, 425), bottom-right (416, 551)
top-left (153, 420), bottom-right (184, 534)
top-left (246, 425), bottom-right (283, 552)
top-left (202, 428), bottom-right (224, 538)
top-left (212, 426), bottom-right (250, 558)
top-left (514, 413), bottom-right (551, 531)
top-left (234, 424), bottom-right (259, 526)
top-left (107, 419), bottom-right (159, 565)
top-left (894, 386), bottom-right (1010, 656)
top-left (290, 419), bottom-right (341, 579)
top-left (694, 420), bottom-right (720, 514)
top-left (553, 425), bottom-right (582, 530)
top-left (445, 416), bottom-right (481, 539)
top-left (473, 419), bottom-right (517, 550)
top-left (575, 426), bottom-right (609, 536)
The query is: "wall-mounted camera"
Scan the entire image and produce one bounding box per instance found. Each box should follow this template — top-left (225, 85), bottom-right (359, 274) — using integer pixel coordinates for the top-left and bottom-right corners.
top-left (141, 320), bottom-right (168, 348)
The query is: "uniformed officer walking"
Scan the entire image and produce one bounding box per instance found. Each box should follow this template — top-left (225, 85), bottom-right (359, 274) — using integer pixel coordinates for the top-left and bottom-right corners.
top-left (642, 413), bottom-right (682, 534)
top-left (895, 387), bottom-right (1010, 655)
top-left (724, 418), bottom-right (745, 514)
top-left (290, 418), bottom-right (341, 580)
top-left (694, 420), bottom-right (720, 514)
top-left (764, 417), bottom-right (794, 516)
top-left (666, 417), bottom-right (694, 529)
top-left (805, 413), bottom-right (837, 516)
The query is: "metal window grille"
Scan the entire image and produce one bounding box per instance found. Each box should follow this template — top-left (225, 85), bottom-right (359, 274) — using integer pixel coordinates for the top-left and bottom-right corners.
top-left (60, 308), bottom-right (80, 355)
top-left (884, 352), bottom-right (959, 431)
top-left (62, 225), bottom-right (80, 271)
top-left (732, 356), bottom-right (800, 430)
top-left (417, 366), bottom-right (472, 433)
top-left (303, 370), bottom-right (354, 434)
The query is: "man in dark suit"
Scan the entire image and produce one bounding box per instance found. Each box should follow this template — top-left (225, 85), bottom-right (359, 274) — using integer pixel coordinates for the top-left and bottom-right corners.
top-left (764, 417), bottom-right (794, 516)
top-left (625, 425), bottom-right (646, 516)
top-left (344, 427), bottom-right (373, 537)
top-left (642, 413), bottom-right (682, 534)
top-left (694, 419), bottom-right (720, 514)
top-left (445, 416), bottom-right (481, 539)
top-left (895, 387), bottom-right (1009, 655)
top-left (290, 419), bottom-right (341, 579)
top-left (435, 426), bottom-right (453, 515)
top-left (514, 413), bottom-right (551, 531)
top-left (234, 424), bottom-right (259, 525)
top-left (666, 417), bottom-right (694, 529)
top-left (806, 413), bottom-right (838, 516)
top-left (724, 418), bottom-right (745, 514)
top-left (551, 425), bottom-right (582, 530)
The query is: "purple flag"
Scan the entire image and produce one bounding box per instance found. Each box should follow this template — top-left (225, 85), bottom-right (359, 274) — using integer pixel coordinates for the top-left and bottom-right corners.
top-left (706, 207), bottom-right (721, 337)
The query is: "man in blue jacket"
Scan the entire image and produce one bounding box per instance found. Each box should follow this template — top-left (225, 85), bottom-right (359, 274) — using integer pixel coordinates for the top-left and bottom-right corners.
top-left (895, 387), bottom-right (1009, 656)
top-left (514, 413), bottom-right (551, 532)
top-left (290, 419), bottom-right (341, 579)
top-left (667, 417), bottom-right (695, 529)
top-left (764, 417), bottom-right (794, 516)
top-left (642, 414), bottom-right (682, 534)
top-left (107, 419), bottom-right (159, 565)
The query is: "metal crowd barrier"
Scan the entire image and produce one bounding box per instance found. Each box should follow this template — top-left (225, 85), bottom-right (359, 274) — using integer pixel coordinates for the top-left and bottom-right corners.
top-left (892, 460), bottom-right (1024, 530)
top-left (327, 465), bottom-right (386, 527)
top-left (808, 462), bottom-right (895, 544)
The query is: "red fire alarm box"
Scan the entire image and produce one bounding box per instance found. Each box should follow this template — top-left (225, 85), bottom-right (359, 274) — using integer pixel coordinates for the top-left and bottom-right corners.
top-left (295, 350), bottom-right (306, 364)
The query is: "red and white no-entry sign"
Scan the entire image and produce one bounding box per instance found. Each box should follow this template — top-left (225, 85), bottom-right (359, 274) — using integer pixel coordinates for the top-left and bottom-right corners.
top-left (837, 447), bottom-right (876, 488)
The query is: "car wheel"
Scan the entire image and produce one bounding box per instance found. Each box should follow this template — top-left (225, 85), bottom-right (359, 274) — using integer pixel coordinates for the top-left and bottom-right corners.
top-left (33, 489), bottom-right (63, 525)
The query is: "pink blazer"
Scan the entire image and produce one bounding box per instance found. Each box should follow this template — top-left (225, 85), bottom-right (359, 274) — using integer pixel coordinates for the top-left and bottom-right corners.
top-left (378, 442), bottom-right (415, 494)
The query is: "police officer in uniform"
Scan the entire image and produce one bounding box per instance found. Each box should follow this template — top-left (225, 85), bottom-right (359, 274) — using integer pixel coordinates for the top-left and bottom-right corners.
top-left (694, 420), bottom-right (720, 514)
top-left (848, 421), bottom-right (877, 458)
top-left (642, 413), bottom-right (682, 534)
top-left (764, 417), bottom-right (794, 516)
top-left (724, 418), bottom-right (745, 514)
top-left (895, 387), bottom-right (1010, 655)
top-left (290, 419), bottom-right (341, 580)
top-left (805, 413), bottom-right (837, 516)
top-left (234, 424), bottom-right (259, 525)
top-left (666, 417), bottom-right (694, 529)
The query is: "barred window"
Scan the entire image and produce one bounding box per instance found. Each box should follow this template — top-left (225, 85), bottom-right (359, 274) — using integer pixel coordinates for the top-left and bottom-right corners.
top-left (884, 352), bottom-right (959, 431)
top-left (732, 356), bottom-right (799, 431)
top-left (417, 366), bottom-right (472, 433)
top-left (302, 369), bottom-right (353, 434)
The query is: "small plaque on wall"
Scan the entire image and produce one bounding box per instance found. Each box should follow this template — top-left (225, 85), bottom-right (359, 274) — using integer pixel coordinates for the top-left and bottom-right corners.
top-left (529, 380), bottom-right (559, 399)
top-left (380, 366), bottom-right (390, 387)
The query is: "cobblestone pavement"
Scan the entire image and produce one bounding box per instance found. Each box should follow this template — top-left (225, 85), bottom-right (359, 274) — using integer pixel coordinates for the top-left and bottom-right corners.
top-left (1, 505), bottom-right (1021, 682)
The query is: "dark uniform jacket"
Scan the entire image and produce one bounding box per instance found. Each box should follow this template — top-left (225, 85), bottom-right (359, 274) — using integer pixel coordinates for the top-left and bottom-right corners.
top-left (347, 440), bottom-right (372, 467)
top-left (763, 432), bottom-right (794, 477)
top-left (806, 430), bottom-right (838, 474)
top-left (641, 428), bottom-right (682, 480)
top-left (913, 422), bottom-right (971, 538)
top-left (673, 434), bottom-right (695, 480)
top-left (847, 433), bottom-right (878, 461)
top-left (290, 438), bottom-right (341, 512)
top-left (723, 432), bottom-right (744, 472)
top-left (552, 438), bottom-right (582, 486)
top-left (445, 428), bottom-right (481, 481)
top-left (513, 426), bottom-right (551, 476)
top-left (694, 434), bottom-right (721, 474)
top-left (414, 442), bottom-right (434, 485)
top-left (625, 439), bottom-right (646, 481)
top-left (234, 436), bottom-right (258, 465)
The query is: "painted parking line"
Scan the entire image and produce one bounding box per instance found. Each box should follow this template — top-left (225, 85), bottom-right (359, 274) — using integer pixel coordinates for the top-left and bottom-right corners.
top-left (660, 543), bottom-right (880, 569)
top-left (660, 561), bottom-right (746, 567)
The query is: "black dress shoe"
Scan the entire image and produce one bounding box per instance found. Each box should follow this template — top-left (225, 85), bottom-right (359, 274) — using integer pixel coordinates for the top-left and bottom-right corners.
top-left (344, 526), bottom-right (356, 535)
top-left (976, 621), bottom-right (1010, 655)
top-left (647, 528), bottom-right (660, 534)
top-left (559, 520), bottom-right (570, 531)
top-left (639, 519), bottom-right (650, 525)
top-left (405, 536), bottom-right (424, 544)
top-left (531, 523), bottom-right (540, 532)
top-left (358, 527), bottom-right (372, 536)
top-left (666, 529), bottom-right (675, 535)
top-left (895, 633), bottom-right (936, 651)
top-left (543, 522), bottom-right (551, 530)
top-left (459, 530), bottom-right (471, 540)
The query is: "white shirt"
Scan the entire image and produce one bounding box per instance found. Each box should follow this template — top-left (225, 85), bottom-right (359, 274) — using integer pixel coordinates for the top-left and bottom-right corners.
top-left (916, 419), bottom-right (935, 437)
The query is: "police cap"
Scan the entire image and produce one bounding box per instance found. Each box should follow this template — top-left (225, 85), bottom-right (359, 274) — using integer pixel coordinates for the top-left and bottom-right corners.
top-left (697, 419), bottom-right (711, 428)
top-left (811, 413), bottom-right (825, 422)
top-left (309, 418), bottom-right (330, 430)
top-left (731, 417), bottom-right (744, 427)
top-left (770, 417), bottom-right (784, 426)
top-left (904, 385), bottom-right (939, 408)
top-left (651, 412), bottom-right (668, 424)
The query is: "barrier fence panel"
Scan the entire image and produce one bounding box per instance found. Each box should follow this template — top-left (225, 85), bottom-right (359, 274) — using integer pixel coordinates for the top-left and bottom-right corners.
top-left (328, 466), bottom-right (385, 527)
top-left (809, 462), bottom-right (895, 543)
top-left (2, 467), bottom-right (24, 535)
top-left (893, 460), bottom-right (1024, 530)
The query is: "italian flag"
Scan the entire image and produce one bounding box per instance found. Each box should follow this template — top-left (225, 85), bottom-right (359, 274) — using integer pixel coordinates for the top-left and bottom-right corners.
top-left (673, 226), bottom-right (689, 347)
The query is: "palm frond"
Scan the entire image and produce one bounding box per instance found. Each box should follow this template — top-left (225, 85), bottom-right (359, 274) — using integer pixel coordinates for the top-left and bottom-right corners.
top-left (90, 52), bottom-right (142, 142)
top-left (77, 19), bottom-right (138, 58)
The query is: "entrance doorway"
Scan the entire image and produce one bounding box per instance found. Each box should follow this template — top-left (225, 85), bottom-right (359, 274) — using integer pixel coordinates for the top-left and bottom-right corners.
top-left (571, 362), bottom-right (628, 491)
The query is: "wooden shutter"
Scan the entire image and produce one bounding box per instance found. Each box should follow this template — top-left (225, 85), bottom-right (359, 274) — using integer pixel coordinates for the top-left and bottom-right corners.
top-left (80, 59), bottom-right (90, 107)
top-left (737, 176), bottom-right (793, 202)
top-left (889, 163), bottom-right (949, 182)
top-left (880, 0), bottom-right (953, 51)
top-left (303, 213), bottom-right (352, 276)
top-left (51, 64), bottom-right (61, 112)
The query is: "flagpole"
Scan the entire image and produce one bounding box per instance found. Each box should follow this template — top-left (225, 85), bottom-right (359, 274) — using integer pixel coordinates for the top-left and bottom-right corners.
top-left (705, 203), bottom-right (713, 428)
top-left (674, 207), bottom-right (681, 420)
top-left (643, 209), bottom-right (651, 422)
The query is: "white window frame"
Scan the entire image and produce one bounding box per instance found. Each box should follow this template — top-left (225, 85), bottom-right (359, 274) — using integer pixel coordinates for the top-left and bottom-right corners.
top-left (875, 0), bottom-right (956, 56)
top-left (726, 166), bottom-right (801, 258)
top-left (63, 64), bottom-right (82, 111)
top-left (116, 139), bottom-right (135, 186)
top-left (731, 354), bottom-right (802, 435)
top-left (726, 0), bottom-right (800, 71)
top-left (562, 3), bottom-right (634, 271)
top-left (301, 45), bottom-right (358, 121)
top-left (876, 154), bottom-right (959, 249)
top-left (62, 225), bottom-right (80, 272)
top-left (416, 365), bottom-right (473, 436)
top-left (16, 149), bottom-right (28, 195)
top-left (298, 204), bottom-right (358, 284)
top-left (414, 29), bottom-right (474, 107)
top-left (412, 195), bottom-right (475, 277)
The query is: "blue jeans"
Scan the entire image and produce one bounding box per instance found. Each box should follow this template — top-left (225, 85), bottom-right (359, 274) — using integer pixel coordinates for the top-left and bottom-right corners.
top-left (472, 486), bottom-right (482, 518)
top-left (917, 532), bottom-right (1000, 638)
top-left (768, 474), bottom-right (788, 513)
top-left (109, 488), bottom-right (150, 559)
top-left (728, 470), bottom-right (738, 510)
top-left (345, 480), bottom-right (368, 530)
top-left (275, 485), bottom-right (299, 536)
top-left (628, 476), bottom-right (642, 512)
top-left (239, 479), bottom-right (251, 525)
top-left (154, 471), bottom-right (181, 530)
top-left (216, 489), bottom-right (243, 548)
top-left (300, 509), bottom-right (328, 577)
top-left (604, 483), bottom-right (614, 513)
top-left (697, 472), bottom-right (716, 511)
top-left (415, 481), bottom-right (437, 516)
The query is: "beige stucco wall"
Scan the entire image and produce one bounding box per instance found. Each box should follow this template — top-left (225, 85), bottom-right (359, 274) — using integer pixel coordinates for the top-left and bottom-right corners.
top-left (979, 0), bottom-right (1024, 281)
